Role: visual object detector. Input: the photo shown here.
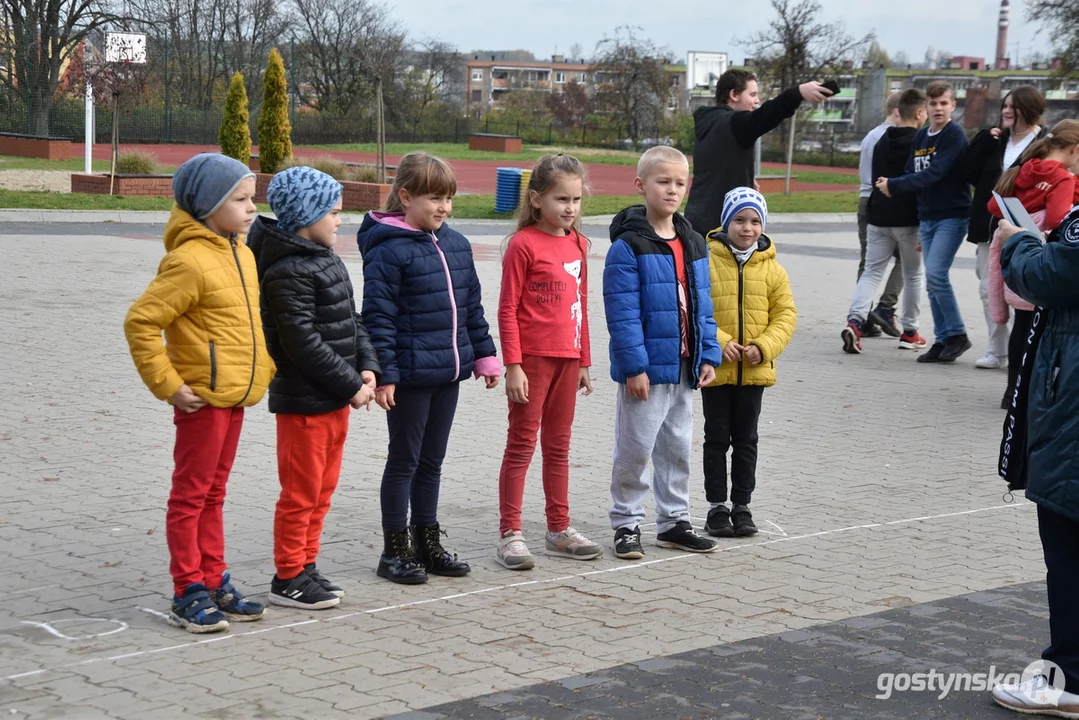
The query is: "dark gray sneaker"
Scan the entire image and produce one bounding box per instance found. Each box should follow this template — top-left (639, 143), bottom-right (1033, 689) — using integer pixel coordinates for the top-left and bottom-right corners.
top-left (656, 521), bottom-right (717, 553)
top-left (939, 333), bottom-right (972, 362)
top-left (269, 571), bottom-right (340, 610)
top-left (614, 526), bottom-right (644, 560)
top-left (732, 505), bottom-right (759, 537)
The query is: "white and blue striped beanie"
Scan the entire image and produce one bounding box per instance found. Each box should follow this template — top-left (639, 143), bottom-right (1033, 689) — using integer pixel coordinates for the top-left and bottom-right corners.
top-left (266, 166), bottom-right (343, 232)
top-left (721, 187), bottom-right (768, 232)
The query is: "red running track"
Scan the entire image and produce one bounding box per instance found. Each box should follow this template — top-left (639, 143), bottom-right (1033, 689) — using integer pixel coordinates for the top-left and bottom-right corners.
top-left (71, 144), bottom-right (855, 194)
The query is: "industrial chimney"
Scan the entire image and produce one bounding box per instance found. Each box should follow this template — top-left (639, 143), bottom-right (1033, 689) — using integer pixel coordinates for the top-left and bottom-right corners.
top-left (995, 0), bottom-right (1010, 70)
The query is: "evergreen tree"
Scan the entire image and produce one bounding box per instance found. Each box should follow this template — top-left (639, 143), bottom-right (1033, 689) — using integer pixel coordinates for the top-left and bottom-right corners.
top-left (258, 48), bottom-right (293, 174)
top-left (219, 72), bottom-right (252, 165)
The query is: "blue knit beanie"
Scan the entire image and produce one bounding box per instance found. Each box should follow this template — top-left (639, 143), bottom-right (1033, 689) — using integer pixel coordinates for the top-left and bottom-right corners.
top-left (266, 166), bottom-right (344, 232)
top-left (172, 153), bottom-right (255, 221)
top-left (721, 187), bottom-right (768, 231)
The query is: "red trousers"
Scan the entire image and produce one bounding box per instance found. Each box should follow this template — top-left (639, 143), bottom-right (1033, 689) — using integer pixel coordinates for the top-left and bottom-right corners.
top-left (274, 406), bottom-right (350, 579)
top-left (498, 355), bottom-right (579, 536)
top-left (168, 405), bottom-right (244, 597)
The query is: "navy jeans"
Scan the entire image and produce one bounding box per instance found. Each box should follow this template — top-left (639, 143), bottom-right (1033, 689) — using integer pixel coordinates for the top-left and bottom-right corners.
top-left (380, 383), bottom-right (460, 531)
top-left (920, 217), bottom-right (968, 343)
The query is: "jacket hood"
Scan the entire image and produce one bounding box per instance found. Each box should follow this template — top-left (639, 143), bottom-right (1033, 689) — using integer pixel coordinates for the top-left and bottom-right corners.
top-left (1015, 158), bottom-right (1072, 192)
top-left (706, 229), bottom-right (776, 263)
top-left (357, 211), bottom-right (435, 257)
top-left (163, 205), bottom-right (236, 253)
top-left (609, 205), bottom-right (696, 244)
top-left (879, 126), bottom-right (918, 166)
top-left (247, 215), bottom-right (329, 276)
top-left (693, 104), bottom-right (730, 140)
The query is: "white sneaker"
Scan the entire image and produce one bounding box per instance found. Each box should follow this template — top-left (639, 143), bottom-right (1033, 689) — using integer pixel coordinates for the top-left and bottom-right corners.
top-left (495, 531), bottom-right (535, 570)
top-left (976, 353), bottom-right (1007, 369)
top-left (545, 527), bottom-right (604, 560)
top-left (992, 676), bottom-right (1079, 718)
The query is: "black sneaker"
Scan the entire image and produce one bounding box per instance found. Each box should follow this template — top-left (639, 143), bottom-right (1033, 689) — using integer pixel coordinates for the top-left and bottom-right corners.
top-left (938, 333), bottom-right (972, 362)
top-left (304, 563), bottom-right (344, 598)
top-left (731, 505), bottom-right (758, 536)
top-left (862, 314), bottom-right (882, 337)
top-left (614, 526), bottom-right (644, 560)
top-left (917, 342), bottom-right (946, 363)
top-left (704, 505), bottom-right (734, 538)
top-left (868, 305), bottom-right (901, 337)
top-left (656, 521), bottom-right (717, 553)
top-left (269, 571), bottom-right (341, 610)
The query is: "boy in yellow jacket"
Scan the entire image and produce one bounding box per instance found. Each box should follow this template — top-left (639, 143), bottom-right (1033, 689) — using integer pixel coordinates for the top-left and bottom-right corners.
top-left (702, 188), bottom-right (796, 538)
top-left (124, 153), bottom-right (275, 633)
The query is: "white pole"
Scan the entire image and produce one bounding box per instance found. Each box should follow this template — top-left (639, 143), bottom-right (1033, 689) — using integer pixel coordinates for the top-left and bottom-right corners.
top-left (84, 81), bottom-right (93, 174)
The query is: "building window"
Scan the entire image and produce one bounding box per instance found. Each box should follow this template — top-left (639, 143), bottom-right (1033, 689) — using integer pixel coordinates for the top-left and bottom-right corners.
top-left (471, 89), bottom-right (481, 103)
top-left (555, 71), bottom-right (565, 83)
top-left (576, 72), bottom-right (586, 83)
top-left (471, 70), bottom-right (482, 81)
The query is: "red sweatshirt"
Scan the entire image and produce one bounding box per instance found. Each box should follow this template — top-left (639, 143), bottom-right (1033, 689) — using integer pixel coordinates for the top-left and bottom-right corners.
top-left (498, 226), bottom-right (591, 367)
top-left (988, 158), bottom-right (1078, 232)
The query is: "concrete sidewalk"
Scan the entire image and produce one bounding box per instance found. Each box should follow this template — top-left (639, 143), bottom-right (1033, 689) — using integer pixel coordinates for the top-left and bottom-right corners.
top-left (0, 209), bottom-right (856, 225)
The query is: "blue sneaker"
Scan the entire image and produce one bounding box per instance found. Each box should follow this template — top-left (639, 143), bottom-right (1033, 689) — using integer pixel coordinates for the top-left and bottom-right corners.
top-left (209, 572), bottom-right (265, 622)
top-left (168, 583), bottom-right (229, 634)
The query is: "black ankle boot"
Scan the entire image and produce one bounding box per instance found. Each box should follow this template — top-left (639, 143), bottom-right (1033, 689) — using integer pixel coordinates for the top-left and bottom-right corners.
top-left (411, 523), bottom-right (471, 577)
top-left (376, 528), bottom-right (428, 584)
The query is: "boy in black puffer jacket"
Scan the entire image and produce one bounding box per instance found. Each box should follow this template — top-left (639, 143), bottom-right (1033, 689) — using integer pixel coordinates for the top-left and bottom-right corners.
top-left (248, 166), bottom-right (380, 610)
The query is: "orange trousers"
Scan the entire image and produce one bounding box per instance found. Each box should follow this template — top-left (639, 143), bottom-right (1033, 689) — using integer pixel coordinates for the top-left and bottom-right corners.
top-left (274, 406), bottom-right (350, 579)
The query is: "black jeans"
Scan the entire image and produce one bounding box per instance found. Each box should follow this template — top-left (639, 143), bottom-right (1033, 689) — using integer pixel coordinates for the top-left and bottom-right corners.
top-left (380, 383), bottom-right (460, 531)
top-left (1007, 309), bottom-right (1034, 400)
top-left (701, 385), bottom-right (765, 506)
top-left (1038, 503), bottom-right (1079, 690)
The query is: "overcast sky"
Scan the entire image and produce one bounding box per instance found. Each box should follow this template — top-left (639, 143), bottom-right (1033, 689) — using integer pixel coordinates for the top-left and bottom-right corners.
top-left (393, 0), bottom-right (1047, 68)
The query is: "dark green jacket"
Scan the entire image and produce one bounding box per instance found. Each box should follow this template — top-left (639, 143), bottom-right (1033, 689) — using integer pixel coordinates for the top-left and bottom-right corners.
top-left (1001, 207), bottom-right (1079, 523)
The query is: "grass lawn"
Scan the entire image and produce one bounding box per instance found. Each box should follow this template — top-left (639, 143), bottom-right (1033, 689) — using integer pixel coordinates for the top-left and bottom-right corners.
top-left (0, 188), bottom-right (856, 216)
top-left (314, 142), bottom-right (644, 167)
top-left (0, 156), bottom-right (177, 172)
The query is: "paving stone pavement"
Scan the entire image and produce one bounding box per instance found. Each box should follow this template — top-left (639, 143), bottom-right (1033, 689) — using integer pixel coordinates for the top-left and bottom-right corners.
top-left (0, 220), bottom-right (1046, 719)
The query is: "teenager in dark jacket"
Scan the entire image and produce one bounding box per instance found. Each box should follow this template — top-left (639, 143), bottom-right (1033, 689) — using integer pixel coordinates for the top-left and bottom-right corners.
top-left (685, 69), bottom-right (832, 236)
top-left (249, 166), bottom-right (380, 610)
top-left (993, 209), bottom-right (1079, 716)
top-left (964, 85), bottom-right (1046, 370)
top-left (877, 81), bottom-right (972, 364)
top-left (842, 88), bottom-right (928, 354)
top-left (358, 152), bottom-right (500, 585)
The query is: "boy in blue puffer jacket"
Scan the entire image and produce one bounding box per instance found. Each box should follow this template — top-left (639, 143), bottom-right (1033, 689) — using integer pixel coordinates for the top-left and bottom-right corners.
top-left (358, 152), bottom-right (501, 585)
top-left (604, 146), bottom-right (722, 560)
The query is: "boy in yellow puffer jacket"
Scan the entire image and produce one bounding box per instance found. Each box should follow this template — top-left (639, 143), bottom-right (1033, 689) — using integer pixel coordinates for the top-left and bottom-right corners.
top-left (701, 188), bottom-right (796, 538)
top-left (124, 153), bottom-right (275, 634)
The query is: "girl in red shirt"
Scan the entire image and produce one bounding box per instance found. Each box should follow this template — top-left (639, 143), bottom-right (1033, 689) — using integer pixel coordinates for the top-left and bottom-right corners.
top-left (496, 154), bottom-right (602, 570)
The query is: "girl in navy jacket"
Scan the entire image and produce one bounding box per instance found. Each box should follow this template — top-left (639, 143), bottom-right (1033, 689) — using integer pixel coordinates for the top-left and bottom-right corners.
top-left (358, 152), bottom-right (500, 585)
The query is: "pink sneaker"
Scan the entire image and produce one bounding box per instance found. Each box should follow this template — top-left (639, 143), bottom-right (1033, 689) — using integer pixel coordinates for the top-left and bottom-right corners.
top-left (496, 531), bottom-right (535, 570)
top-left (545, 527), bottom-right (603, 560)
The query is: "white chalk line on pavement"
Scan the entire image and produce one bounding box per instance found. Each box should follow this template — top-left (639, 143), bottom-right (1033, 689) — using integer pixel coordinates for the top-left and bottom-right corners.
top-left (1, 500), bottom-right (1032, 682)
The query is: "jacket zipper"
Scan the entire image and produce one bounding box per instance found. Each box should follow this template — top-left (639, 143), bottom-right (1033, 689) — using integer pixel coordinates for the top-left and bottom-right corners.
top-left (230, 236), bottom-right (257, 406)
top-left (684, 246), bottom-right (701, 388)
top-left (737, 261), bottom-right (745, 386)
top-left (209, 340), bottom-right (217, 391)
top-left (430, 232), bottom-right (461, 381)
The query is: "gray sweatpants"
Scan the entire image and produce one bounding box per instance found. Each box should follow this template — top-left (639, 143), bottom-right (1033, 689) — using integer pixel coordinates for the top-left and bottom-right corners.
top-left (609, 378), bottom-right (694, 534)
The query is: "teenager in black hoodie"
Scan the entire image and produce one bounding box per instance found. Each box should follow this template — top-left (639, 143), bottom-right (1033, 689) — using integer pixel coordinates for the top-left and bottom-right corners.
top-left (842, 89), bottom-right (929, 355)
top-left (685, 69), bottom-right (832, 236)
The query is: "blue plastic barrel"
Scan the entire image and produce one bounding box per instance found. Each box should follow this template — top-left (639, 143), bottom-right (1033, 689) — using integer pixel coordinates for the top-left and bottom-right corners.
top-left (495, 167), bottom-right (524, 213)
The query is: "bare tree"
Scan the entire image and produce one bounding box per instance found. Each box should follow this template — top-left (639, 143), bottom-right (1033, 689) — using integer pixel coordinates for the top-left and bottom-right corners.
top-left (290, 0), bottom-right (402, 116)
top-left (220, 0), bottom-right (287, 107)
top-left (390, 39), bottom-right (462, 135)
top-left (546, 79), bottom-right (591, 126)
top-left (1028, 0), bottom-right (1079, 76)
top-left (590, 26), bottom-right (672, 145)
top-left (0, 0), bottom-right (118, 134)
top-left (747, 0), bottom-right (873, 93)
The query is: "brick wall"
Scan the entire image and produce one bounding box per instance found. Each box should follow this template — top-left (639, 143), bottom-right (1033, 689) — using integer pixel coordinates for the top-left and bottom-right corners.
top-left (0, 136), bottom-right (73, 160)
top-left (255, 172), bottom-right (391, 212)
top-left (70, 174), bottom-right (174, 196)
